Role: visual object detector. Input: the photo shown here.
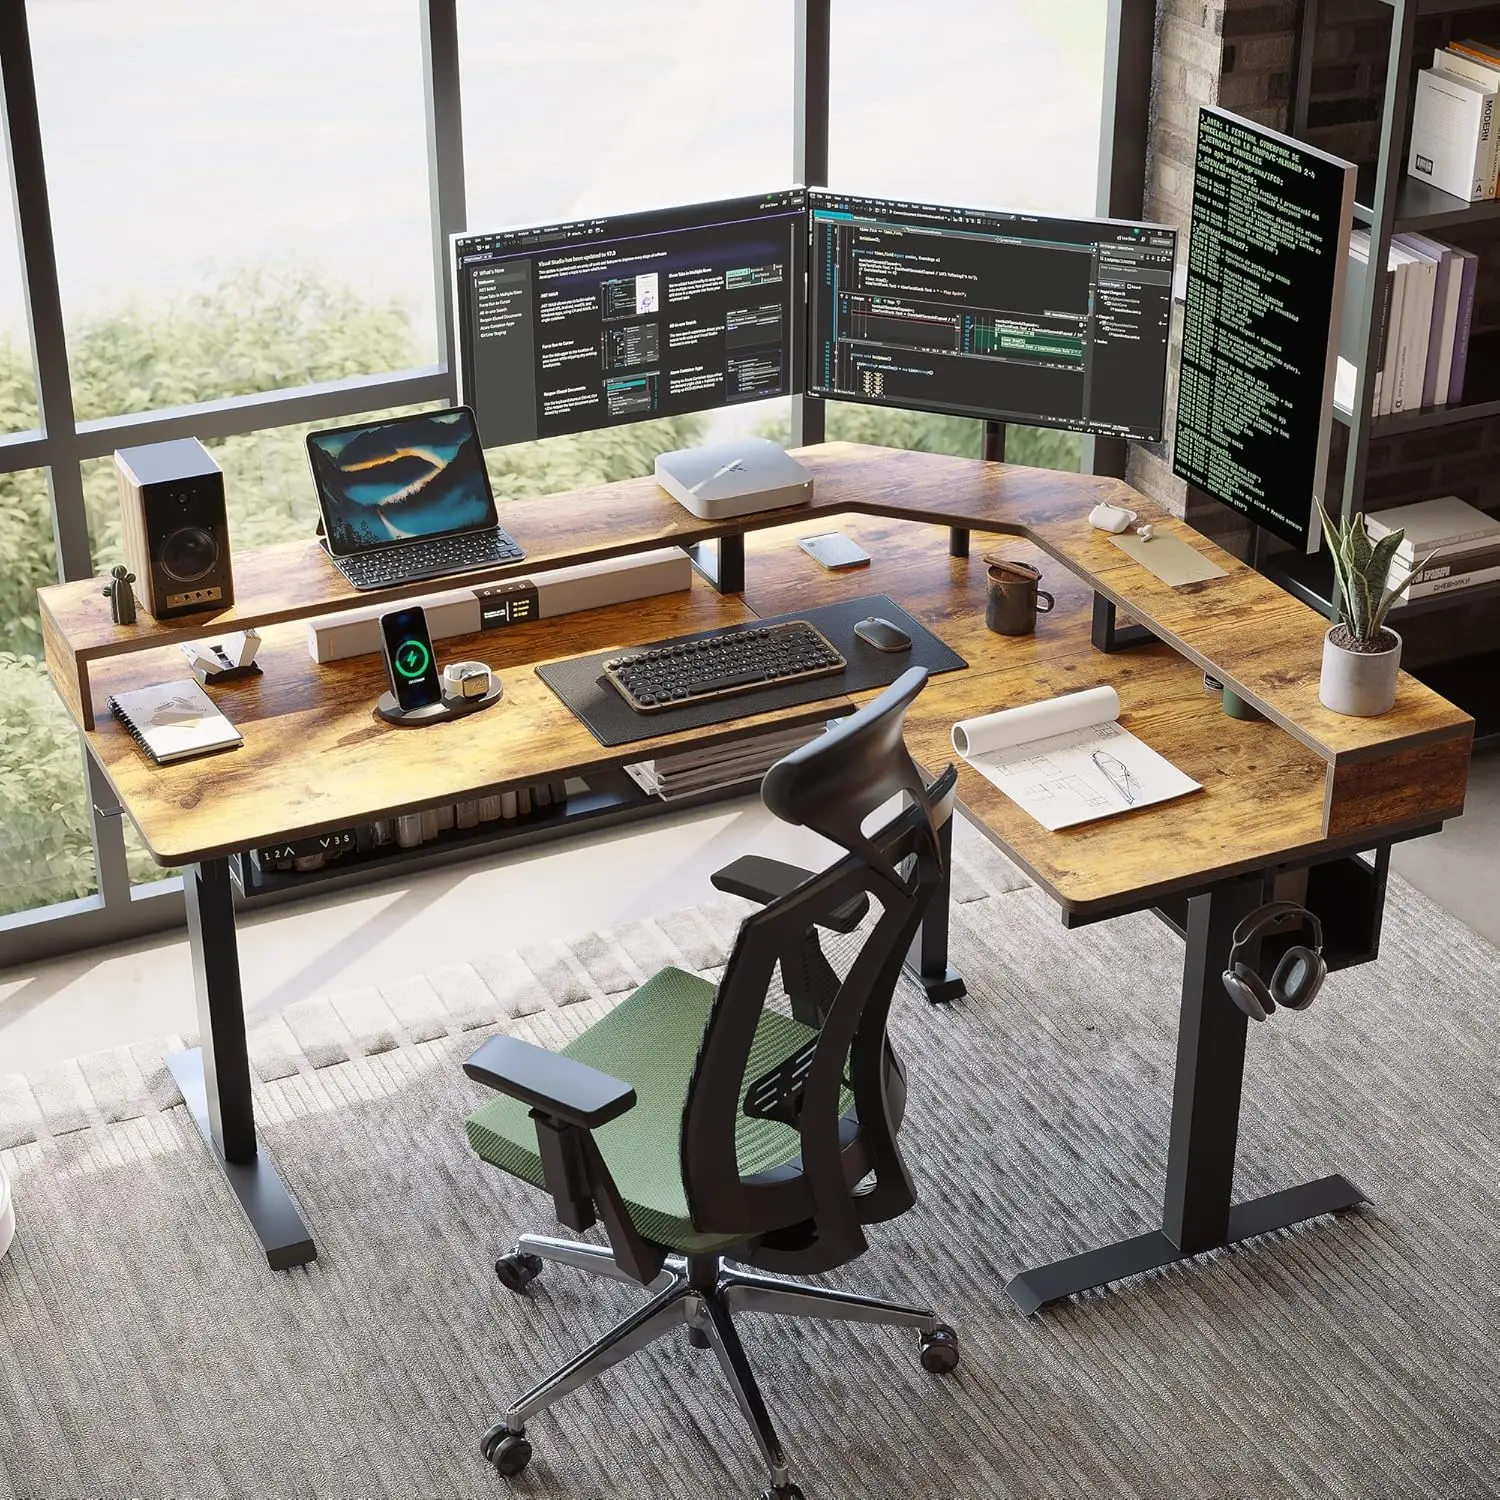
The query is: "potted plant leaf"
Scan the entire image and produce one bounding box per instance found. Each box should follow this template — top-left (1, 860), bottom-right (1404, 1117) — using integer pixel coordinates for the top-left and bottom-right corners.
top-left (1317, 502), bottom-right (1426, 717)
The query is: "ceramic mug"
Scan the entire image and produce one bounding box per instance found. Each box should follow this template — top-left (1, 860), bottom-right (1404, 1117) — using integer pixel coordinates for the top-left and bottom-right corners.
top-left (985, 558), bottom-right (1054, 636)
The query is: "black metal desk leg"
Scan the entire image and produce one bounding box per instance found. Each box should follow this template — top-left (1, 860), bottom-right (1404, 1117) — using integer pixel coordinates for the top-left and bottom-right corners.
top-left (904, 810), bottom-right (966, 1004)
top-left (1006, 877), bottom-right (1366, 1314)
top-left (165, 858), bottom-right (315, 1271)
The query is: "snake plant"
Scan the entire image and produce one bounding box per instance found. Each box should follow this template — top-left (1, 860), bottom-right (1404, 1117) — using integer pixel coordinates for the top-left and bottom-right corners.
top-left (1317, 502), bottom-right (1425, 649)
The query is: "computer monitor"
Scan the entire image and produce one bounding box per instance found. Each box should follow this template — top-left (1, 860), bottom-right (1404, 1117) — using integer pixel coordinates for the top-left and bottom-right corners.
top-left (806, 191), bottom-right (1176, 442)
top-left (452, 189), bottom-right (807, 450)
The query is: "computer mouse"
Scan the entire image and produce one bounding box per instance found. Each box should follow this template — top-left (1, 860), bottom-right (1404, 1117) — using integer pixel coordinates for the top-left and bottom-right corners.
top-left (854, 616), bottom-right (913, 652)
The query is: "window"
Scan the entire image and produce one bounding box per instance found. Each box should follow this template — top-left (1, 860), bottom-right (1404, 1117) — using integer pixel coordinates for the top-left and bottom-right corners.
top-left (0, 468), bottom-right (96, 917)
top-left (29, 0), bottom-right (438, 420)
top-left (821, 0), bottom-right (1107, 470)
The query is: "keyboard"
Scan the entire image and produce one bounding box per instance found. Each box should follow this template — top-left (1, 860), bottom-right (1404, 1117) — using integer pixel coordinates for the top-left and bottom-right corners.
top-left (334, 527), bottom-right (525, 591)
top-left (602, 621), bottom-right (846, 714)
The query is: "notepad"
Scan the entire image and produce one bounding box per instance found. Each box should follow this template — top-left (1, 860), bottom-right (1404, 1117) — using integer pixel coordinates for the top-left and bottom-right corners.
top-left (951, 685), bottom-right (1199, 831)
top-left (109, 679), bottom-right (243, 766)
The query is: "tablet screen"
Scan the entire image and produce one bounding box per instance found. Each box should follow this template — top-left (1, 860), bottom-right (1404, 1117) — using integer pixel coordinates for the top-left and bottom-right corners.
top-left (306, 407), bottom-right (498, 556)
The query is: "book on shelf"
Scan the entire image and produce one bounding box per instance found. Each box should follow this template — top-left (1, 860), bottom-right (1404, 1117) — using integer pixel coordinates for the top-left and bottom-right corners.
top-left (1449, 247), bottom-right (1479, 402)
top-left (1388, 241), bottom-right (1434, 414)
top-left (1393, 560), bottom-right (1500, 604)
top-left (1399, 232), bottom-right (1461, 407)
top-left (1338, 232), bottom-right (1475, 416)
top-left (1409, 65), bottom-right (1497, 202)
top-left (1368, 494), bottom-right (1500, 555)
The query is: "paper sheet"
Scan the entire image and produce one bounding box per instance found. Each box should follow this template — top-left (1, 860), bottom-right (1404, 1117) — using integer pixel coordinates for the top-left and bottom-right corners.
top-left (951, 686), bottom-right (1200, 831)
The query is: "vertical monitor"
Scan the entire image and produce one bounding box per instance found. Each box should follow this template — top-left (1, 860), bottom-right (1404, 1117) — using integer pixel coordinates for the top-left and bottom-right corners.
top-left (807, 191), bottom-right (1176, 441)
top-left (1173, 107), bottom-right (1355, 550)
top-left (452, 189), bottom-right (806, 450)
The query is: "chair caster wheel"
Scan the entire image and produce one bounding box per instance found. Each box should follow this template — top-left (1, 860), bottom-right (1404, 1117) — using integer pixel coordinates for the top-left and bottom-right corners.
top-left (761, 1486), bottom-right (805, 1500)
top-left (920, 1323), bottom-right (960, 1374)
top-left (495, 1251), bottom-right (543, 1294)
top-left (481, 1423), bottom-right (532, 1476)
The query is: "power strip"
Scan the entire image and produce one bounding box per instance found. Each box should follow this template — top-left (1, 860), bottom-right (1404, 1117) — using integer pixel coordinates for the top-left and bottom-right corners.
top-left (308, 547), bottom-right (692, 664)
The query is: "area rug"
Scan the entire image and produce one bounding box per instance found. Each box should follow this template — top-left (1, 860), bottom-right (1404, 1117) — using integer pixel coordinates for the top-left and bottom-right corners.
top-left (1, 821), bottom-right (1498, 1499)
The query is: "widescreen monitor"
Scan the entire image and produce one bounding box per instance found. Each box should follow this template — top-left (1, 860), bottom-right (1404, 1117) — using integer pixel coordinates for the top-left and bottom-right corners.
top-left (806, 191), bottom-right (1176, 442)
top-left (452, 189), bottom-right (807, 450)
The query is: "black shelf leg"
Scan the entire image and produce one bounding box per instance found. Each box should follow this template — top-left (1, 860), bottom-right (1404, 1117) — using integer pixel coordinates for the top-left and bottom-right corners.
top-left (166, 858), bottom-right (315, 1271)
top-left (684, 534), bottom-right (745, 594)
top-left (904, 809), bottom-right (966, 1004)
top-left (1005, 876), bottom-right (1366, 1314)
top-left (1091, 593), bottom-right (1153, 653)
top-left (949, 527), bottom-right (970, 558)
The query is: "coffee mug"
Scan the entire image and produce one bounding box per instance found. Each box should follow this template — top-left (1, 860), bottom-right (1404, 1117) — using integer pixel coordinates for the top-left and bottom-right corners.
top-left (985, 558), bottom-right (1054, 636)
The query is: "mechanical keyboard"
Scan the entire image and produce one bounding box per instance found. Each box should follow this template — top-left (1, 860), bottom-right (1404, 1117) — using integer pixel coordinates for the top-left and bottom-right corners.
top-left (334, 526), bottom-right (525, 591)
top-left (602, 621), bottom-right (846, 713)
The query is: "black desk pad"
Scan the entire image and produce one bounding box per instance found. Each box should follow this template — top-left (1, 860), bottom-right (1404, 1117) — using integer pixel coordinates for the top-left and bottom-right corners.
top-left (536, 594), bottom-right (967, 748)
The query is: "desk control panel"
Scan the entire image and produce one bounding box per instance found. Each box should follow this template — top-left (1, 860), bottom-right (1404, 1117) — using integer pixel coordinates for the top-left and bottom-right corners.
top-left (602, 621), bottom-right (846, 712)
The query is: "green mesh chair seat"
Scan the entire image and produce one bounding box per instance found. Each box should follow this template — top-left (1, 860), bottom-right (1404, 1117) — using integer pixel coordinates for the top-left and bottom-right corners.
top-left (467, 966), bottom-right (829, 1255)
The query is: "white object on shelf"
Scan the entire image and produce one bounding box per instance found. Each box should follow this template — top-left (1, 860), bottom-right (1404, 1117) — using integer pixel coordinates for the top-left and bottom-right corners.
top-left (1408, 67), bottom-right (1496, 203)
top-left (1087, 501), bottom-right (1137, 534)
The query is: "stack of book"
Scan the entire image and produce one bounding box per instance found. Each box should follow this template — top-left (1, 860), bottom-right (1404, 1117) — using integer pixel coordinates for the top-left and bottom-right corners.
top-left (625, 722), bottom-right (826, 803)
top-left (1408, 41), bottom-right (1500, 202)
top-left (1369, 495), bottom-right (1500, 606)
top-left (1336, 227), bottom-right (1477, 416)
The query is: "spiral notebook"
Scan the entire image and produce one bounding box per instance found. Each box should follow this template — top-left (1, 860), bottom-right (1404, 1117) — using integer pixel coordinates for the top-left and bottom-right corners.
top-left (109, 679), bottom-right (243, 765)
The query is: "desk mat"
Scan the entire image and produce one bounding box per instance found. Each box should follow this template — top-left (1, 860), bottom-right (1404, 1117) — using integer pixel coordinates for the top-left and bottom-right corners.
top-left (536, 594), bottom-right (966, 748)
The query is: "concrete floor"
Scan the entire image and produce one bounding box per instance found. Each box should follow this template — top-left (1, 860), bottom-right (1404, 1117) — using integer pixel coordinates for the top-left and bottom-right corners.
top-left (1390, 748), bottom-right (1500, 948)
top-left (1, 753), bottom-right (1496, 1076)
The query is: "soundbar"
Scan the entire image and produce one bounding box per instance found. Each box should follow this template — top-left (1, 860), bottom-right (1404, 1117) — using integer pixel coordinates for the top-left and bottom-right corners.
top-left (308, 548), bottom-right (692, 664)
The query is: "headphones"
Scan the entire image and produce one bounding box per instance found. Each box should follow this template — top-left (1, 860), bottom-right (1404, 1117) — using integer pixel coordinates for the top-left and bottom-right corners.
top-left (1221, 901), bottom-right (1326, 1023)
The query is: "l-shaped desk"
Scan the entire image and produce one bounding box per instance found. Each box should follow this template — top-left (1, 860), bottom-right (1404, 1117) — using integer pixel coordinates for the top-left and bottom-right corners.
top-left (39, 443), bottom-right (1474, 1309)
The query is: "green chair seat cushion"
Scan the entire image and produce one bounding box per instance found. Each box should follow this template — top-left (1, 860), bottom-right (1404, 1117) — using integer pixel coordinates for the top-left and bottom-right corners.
top-left (466, 966), bottom-right (820, 1255)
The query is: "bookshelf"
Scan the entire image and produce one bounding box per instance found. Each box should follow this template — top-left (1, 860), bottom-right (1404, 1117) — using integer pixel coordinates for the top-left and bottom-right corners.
top-left (1279, 0), bottom-right (1500, 744)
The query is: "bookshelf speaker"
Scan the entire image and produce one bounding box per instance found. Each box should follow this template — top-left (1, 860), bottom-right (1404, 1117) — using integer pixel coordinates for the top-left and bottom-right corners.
top-left (114, 438), bottom-right (234, 619)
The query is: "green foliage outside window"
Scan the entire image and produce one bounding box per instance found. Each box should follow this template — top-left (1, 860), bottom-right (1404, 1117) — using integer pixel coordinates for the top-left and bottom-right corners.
top-left (0, 269), bottom-right (705, 918)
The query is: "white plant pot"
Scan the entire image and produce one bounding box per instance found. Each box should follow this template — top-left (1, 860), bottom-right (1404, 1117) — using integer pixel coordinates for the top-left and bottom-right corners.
top-left (0, 1164), bottom-right (13, 1260)
top-left (1319, 626), bottom-right (1402, 717)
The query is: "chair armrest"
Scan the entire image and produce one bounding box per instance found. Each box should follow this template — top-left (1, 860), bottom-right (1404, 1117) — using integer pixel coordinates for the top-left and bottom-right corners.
top-left (463, 1035), bottom-right (636, 1129)
top-left (712, 855), bottom-right (870, 933)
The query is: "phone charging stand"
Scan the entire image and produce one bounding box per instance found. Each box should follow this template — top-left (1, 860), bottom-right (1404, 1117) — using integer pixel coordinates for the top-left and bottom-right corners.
top-left (375, 680), bottom-right (503, 727)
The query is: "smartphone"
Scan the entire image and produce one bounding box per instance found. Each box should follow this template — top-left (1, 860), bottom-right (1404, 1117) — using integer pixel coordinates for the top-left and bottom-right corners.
top-left (799, 531), bottom-right (872, 571)
top-left (380, 606), bottom-right (443, 712)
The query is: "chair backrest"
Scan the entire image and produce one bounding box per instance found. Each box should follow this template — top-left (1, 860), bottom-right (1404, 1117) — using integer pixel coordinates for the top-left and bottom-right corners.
top-left (679, 667), bottom-right (956, 1274)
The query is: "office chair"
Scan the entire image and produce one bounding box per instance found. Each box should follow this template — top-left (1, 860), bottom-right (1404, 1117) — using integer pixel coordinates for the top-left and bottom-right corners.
top-left (462, 666), bottom-right (959, 1500)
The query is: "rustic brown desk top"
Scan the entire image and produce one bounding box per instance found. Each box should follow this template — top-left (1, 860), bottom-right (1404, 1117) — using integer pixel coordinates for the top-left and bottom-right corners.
top-left (42, 445), bottom-right (1472, 906)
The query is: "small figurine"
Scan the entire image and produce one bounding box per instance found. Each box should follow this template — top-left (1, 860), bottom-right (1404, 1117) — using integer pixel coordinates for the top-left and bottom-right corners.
top-left (103, 564), bottom-right (137, 626)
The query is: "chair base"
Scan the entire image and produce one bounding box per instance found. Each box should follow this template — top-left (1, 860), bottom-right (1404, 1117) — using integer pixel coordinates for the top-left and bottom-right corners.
top-left (485, 1233), bottom-right (953, 1497)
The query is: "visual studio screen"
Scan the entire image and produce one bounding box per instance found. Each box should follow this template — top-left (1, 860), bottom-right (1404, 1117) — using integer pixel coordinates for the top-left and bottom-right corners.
top-left (807, 192), bottom-right (1176, 441)
top-left (453, 190), bottom-right (806, 449)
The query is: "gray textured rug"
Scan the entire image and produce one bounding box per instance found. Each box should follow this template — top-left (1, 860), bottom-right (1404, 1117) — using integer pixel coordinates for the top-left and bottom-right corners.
top-left (2, 820), bottom-right (1499, 1500)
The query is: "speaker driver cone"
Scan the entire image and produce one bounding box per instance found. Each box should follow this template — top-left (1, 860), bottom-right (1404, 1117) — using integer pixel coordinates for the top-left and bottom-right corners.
top-left (160, 525), bottom-right (220, 583)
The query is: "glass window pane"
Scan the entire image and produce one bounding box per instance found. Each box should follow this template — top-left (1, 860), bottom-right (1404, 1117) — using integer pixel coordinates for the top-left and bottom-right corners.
top-left (829, 0), bottom-right (1107, 216)
top-left (1, 132), bottom-right (39, 436)
top-left (0, 468), bottom-right (98, 916)
top-left (458, 3), bottom-right (795, 229)
top-left (30, 0), bottom-right (437, 421)
top-left (457, 4), bottom-right (797, 471)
